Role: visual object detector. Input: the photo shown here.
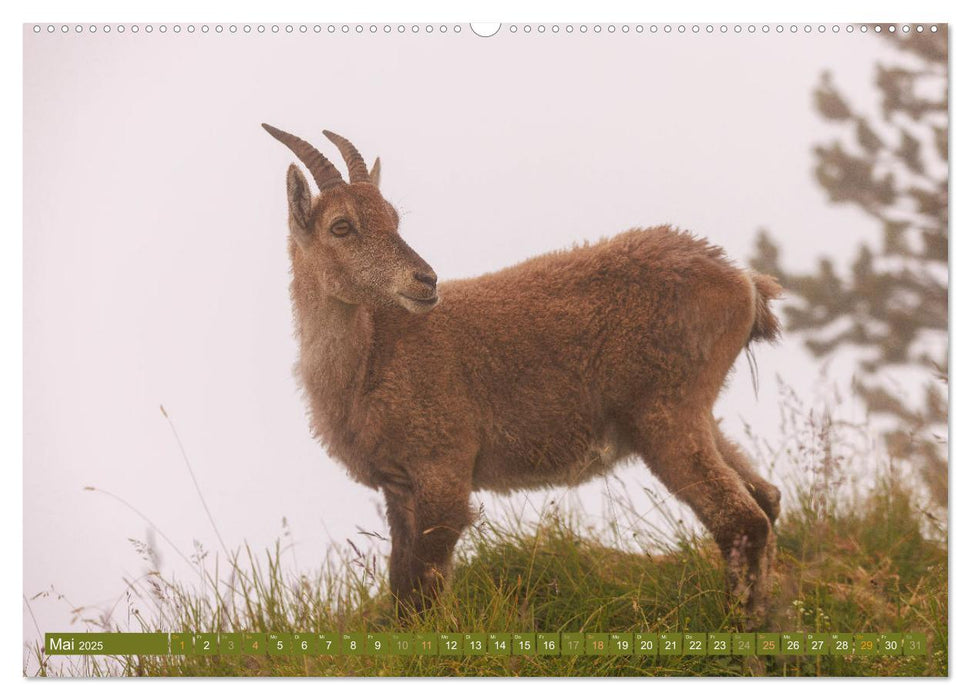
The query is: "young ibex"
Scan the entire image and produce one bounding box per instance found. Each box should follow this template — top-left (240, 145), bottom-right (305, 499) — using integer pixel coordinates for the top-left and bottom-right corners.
top-left (263, 125), bottom-right (783, 624)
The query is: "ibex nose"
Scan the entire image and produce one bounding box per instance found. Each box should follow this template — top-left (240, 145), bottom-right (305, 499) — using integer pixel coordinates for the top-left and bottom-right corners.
top-left (413, 271), bottom-right (437, 288)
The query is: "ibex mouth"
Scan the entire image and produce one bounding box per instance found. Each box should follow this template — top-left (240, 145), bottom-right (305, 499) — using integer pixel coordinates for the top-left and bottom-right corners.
top-left (397, 292), bottom-right (440, 313)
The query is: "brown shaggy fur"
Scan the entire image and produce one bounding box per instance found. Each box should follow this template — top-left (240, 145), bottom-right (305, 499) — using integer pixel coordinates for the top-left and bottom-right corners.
top-left (267, 128), bottom-right (783, 625)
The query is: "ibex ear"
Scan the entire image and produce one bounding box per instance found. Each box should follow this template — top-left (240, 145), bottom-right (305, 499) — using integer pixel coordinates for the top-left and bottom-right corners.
top-left (286, 164), bottom-right (313, 245)
top-left (369, 157), bottom-right (381, 189)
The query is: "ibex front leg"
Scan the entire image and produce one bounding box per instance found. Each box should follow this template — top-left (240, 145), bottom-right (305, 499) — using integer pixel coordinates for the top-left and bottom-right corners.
top-left (383, 470), bottom-right (473, 617)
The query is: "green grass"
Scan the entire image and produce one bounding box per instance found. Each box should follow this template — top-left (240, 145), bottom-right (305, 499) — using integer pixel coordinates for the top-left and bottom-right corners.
top-left (29, 473), bottom-right (947, 677)
top-left (27, 391), bottom-right (947, 677)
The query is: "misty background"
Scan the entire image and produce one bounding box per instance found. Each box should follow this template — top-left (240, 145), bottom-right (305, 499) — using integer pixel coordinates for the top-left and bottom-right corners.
top-left (23, 24), bottom-right (940, 651)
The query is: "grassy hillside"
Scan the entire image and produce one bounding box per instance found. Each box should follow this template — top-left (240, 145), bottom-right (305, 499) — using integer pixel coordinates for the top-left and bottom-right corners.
top-left (30, 470), bottom-right (947, 677)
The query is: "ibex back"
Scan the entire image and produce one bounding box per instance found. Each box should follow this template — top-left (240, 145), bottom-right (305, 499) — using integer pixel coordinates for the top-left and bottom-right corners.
top-left (263, 125), bottom-right (783, 626)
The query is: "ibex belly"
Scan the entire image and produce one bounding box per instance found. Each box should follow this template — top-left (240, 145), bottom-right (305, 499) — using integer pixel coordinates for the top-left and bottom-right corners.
top-left (471, 423), bottom-right (634, 493)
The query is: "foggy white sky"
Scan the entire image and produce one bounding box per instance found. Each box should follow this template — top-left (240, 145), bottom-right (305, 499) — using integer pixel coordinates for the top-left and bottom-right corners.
top-left (24, 25), bottom-right (904, 648)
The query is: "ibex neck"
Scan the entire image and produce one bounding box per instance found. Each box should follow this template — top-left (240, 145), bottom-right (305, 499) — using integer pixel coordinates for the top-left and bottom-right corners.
top-left (292, 289), bottom-right (374, 439)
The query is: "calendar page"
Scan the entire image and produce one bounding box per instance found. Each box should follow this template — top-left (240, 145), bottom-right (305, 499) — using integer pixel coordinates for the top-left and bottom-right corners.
top-left (22, 19), bottom-right (948, 679)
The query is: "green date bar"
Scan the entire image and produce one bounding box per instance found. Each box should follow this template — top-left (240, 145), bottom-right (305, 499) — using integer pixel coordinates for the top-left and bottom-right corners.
top-left (46, 633), bottom-right (169, 656)
top-left (43, 630), bottom-right (935, 656)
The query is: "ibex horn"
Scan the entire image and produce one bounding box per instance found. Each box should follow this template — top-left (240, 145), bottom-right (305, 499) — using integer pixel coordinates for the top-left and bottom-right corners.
top-left (322, 130), bottom-right (372, 184)
top-left (262, 124), bottom-right (345, 191)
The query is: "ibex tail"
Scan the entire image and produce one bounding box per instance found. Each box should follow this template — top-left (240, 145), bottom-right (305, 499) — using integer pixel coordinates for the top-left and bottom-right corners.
top-left (748, 272), bottom-right (783, 345)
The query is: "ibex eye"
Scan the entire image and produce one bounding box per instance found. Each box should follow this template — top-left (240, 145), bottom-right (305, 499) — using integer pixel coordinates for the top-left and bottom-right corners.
top-left (330, 220), bottom-right (352, 237)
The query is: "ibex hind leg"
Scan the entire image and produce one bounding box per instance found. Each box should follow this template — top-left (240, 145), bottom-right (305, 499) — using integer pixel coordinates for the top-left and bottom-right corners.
top-left (634, 415), bottom-right (772, 629)
top-left (711, 418), bottom-right (782, 526)
top-left (711, 419), bottom-right (780, 597)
